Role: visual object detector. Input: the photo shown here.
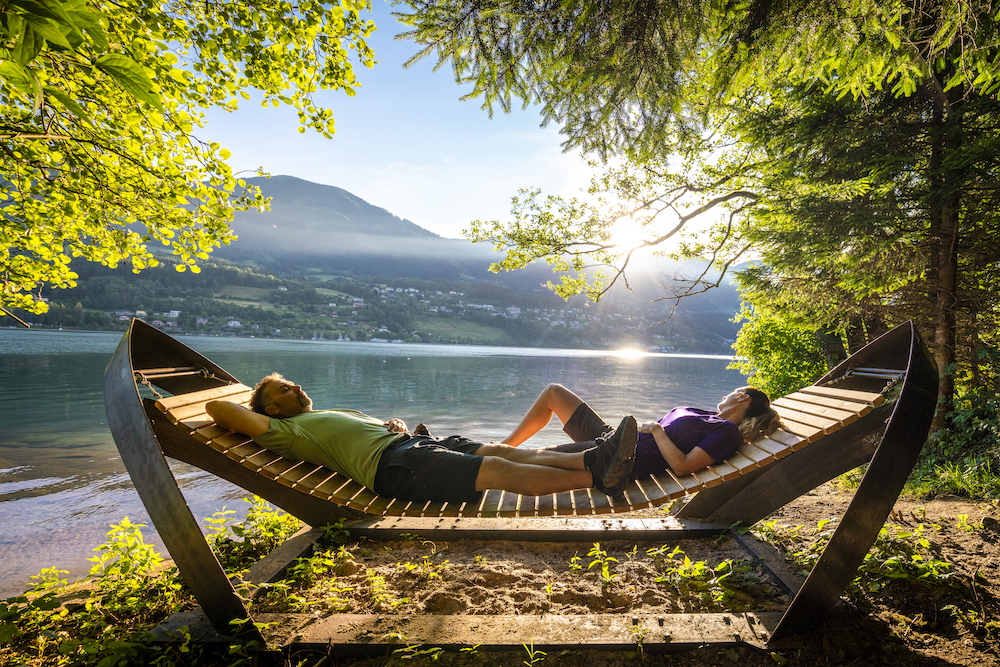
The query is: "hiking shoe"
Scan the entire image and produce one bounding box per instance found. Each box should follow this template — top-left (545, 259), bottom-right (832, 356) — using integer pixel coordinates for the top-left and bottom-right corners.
top-left (590, 415), bottom-right (637, 500)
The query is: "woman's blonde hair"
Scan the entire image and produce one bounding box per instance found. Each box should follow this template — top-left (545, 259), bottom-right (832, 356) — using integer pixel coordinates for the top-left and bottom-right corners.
top-left (736, 386), bottom-right (782, 444)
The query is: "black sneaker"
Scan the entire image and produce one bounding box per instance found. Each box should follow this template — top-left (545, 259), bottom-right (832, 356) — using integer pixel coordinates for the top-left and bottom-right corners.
top-left (589, 415), bottom-right (637, 500)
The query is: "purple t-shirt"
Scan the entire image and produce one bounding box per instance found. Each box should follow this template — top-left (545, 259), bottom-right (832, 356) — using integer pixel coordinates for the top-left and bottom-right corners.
top-left (631, 407), bottom-right (740, 479)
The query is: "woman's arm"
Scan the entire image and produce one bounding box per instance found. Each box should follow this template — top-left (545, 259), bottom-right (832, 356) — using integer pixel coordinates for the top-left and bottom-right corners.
top-left (638, 421), bottom-right (715, 477)
top-left (206, 400), bottom-right (272, 437)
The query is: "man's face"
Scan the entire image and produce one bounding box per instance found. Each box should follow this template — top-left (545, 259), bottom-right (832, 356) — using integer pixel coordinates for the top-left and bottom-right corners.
top-left (264, 379), bottom-right (312, 417)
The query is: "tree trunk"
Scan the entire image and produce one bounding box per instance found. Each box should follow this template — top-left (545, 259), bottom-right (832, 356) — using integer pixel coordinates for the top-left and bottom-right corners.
top-left (927, 83), bottom-right (963, 433)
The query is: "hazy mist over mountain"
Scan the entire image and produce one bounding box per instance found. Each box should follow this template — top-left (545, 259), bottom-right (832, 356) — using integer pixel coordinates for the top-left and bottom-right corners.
top-left (213, 175), bottom-right (741, 312)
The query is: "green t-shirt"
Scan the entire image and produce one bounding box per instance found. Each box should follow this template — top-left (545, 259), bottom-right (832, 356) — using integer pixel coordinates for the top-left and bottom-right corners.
top-left (253, 410), bottom-right (399, 489)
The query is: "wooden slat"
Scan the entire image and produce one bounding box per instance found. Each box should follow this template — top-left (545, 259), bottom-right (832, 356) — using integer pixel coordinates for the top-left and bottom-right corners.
top-left (192, 424), bottom-right (229, 444)
top-left (690, 466), bottom-right (723, 488)
top-left (332, 480), bottom-right (368, 506)
top-left (347, 488), bottom-right (382, 512)
top-left (621, 483), bottom-right (651, 510)
top-left (178, 418), bottom-right (214, 432)
top-left (773, 396), bottom-right (857, 423)
top-left (262, 458), bottom-right (302, 480)
top-left (278, 462), bottom-right (321, 488)
top-left (719, 449), bottom-right (758, 471)
top-left (649, 472), bottom-right (685, 498)
top-left (314, 474), bottom-right (352, 499)
top-left (440, 502), bottom-right (463, 518)
top-left (799, 385), bottom-right (885, 406)
top-left (363, 495), bottom-right (395, 516)
top-left (667, 468), bottom-right (704, 494)
top-left (706, 459), bottom-right (741, 481)
top-left (419, 501), bottom-right (448, 517)
top-left (553, 491), bottom-right (576, 516)
top-left (499, 491), bottom-right (520, 516)
top-left (226, 442), bottom-right (265, 461)
top-left (572, 489), bottom-right (595, 515)
top-left (155, 383), bottom-right (252, 411)
top-left (384, 498), bottom-right (410, 517)
top-left (589, 490), bottom-right (614, 514)
top-left (518, 493), bottom-right (537, 517)
top-left (244, 451), bottom-right (282, 473)
top-left (478, 489), bottom-right (504, 517)
top-left (634, 475), bottom-right (669, 505)
top-left (295, 469), bottom-right (338, 493)
top-left (767, 429), bottom-right (806, 450)
top-left (782, 391), bottom-right (873, 416)
top-left (773, 418), bottom-right (825, 442)
top-left (456, 496), bottom-right (480, 518)
top-left (773, 405), bottom-right (841, 433)
top-left (536, 493), bottom-right (555, 517)
top-left (734, 442), bottom-right (774, 467)
top-left (167, 393), bottom-right (251, 423)
top-left (751, 437), bottom-right (793, 459)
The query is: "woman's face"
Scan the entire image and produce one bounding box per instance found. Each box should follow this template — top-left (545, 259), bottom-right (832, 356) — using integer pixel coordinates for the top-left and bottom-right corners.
top-left (717, 389), bottom-right (748, 413)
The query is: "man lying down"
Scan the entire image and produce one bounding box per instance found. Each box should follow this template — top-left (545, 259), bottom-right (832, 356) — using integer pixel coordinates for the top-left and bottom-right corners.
top-left (206, 373), bottom-right (639, 504)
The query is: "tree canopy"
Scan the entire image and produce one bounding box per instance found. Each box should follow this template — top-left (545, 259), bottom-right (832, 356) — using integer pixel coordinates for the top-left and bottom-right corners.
top-left (399, 0), bottom-right (1000, 426)
top-left (1, 0), bottom-right (376, 315)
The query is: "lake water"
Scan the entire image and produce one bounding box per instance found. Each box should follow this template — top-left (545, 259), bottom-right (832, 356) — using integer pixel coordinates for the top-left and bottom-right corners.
top-left (0, 328), bottom-right (745, 597)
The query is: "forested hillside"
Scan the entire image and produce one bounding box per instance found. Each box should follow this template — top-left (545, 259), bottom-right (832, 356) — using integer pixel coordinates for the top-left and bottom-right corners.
top-left (9, 257), bottom-right (740, 352)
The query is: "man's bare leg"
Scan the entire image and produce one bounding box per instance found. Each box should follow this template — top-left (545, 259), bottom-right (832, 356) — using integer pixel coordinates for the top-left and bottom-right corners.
top-left (471, 443), bottom-right (587, 470)
top-left (501, 383), bottom-right (585, 446)
top-left (474, 457), bottom-right (593, 495)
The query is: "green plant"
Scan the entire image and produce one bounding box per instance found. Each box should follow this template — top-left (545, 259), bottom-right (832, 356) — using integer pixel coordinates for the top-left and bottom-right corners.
top-left (523, 638), bottom-right (546, 667)
top-left (630, 623), bottom-right (647, 659)
top-left (586, 542), bottom-right (619, 587)
top-left (366, 569), bottom-right (408, 611)
top-left (208, 496), bottom-right (302, 571)
top-left (569, 551), bottom-right (583, 570)
top-left (322, 518), bottom-right (353, 545)
top-left (399, 555), bottom-right (450, 580)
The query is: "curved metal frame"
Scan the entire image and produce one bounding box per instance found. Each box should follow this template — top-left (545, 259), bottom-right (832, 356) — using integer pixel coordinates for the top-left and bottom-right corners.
top-left (104, 319), bottom-right (937, 645)
top-left (104, 323), bottom-right (261, 639)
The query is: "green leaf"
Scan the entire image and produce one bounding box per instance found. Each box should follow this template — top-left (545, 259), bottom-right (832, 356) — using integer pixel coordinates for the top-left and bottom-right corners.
top-left (0, 59), bottom-right (33, 95)
top-left (45, 85), bottom-right (91, 123)
top-left (96, 54), bottom-right (163, 109)
top-left (0, 622), bottom-right (22, 642)
top-left (22, 14), bottom-right (72, 50)
top-left (13, 23), bottom-right (45, 66)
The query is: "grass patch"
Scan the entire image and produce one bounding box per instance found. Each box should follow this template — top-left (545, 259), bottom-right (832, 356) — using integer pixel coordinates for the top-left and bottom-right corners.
top-left (214, 285), bottom-right (272, 300)
top-left (413, 316), bottom-right (514, 345)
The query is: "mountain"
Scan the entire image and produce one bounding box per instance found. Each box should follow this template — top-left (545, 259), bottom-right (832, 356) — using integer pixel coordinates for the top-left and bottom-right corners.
top-left (215, 175), bottom-right (513, 283)
top-left (211, 175), bottom-right (741, 313)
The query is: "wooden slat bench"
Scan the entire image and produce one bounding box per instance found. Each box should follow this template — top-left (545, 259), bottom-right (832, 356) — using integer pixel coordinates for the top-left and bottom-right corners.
top-left (152, 382), bottom-right (887, 518)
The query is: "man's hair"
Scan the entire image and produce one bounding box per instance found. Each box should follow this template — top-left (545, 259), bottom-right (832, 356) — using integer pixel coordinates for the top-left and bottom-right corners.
top-left (735, 386), bottom-right (782, 444)
top-left (250, 372), bottom-right (285, 415)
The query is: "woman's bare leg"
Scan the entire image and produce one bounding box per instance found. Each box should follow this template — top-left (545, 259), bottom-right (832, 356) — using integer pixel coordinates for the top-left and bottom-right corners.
top-left (501, 383), bottom-right (585, 446)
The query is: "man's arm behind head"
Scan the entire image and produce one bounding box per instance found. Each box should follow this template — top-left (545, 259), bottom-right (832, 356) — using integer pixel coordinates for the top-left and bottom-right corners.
top-left (206, 400), bottom-right (272, 437)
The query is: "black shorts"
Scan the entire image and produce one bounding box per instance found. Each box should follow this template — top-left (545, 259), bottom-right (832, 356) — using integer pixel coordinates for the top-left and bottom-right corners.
top-left (373, 435), bottom-right (485, 503)
top-left (545, 402), bottom-right (613, 453)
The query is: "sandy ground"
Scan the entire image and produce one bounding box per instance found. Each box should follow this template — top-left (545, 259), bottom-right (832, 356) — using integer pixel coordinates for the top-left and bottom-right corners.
top-left (243, 483), bottom-right (1000, 666)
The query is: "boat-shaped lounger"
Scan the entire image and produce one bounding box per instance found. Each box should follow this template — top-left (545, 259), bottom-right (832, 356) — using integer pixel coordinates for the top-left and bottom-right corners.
top-left (104, 318), bottom-right (937, 646)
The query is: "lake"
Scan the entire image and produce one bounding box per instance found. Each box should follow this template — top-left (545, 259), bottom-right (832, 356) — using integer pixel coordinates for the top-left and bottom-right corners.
top-left (0, 327), bottom-right (746, 597)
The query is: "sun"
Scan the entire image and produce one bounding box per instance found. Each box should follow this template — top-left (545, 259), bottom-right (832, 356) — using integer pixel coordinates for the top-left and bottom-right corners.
top-left (610, 217), bottom-right (648, 250)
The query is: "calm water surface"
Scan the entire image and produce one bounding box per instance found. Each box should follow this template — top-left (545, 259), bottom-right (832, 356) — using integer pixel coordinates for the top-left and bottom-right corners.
top-left (0, 328), bottom-right (745, 596)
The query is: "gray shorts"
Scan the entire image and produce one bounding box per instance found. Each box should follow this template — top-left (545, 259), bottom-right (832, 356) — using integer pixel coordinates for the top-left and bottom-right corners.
top-left (545, 402), bottom-right (613, 453)
top-left (373, 435), bottom-right (485, 503)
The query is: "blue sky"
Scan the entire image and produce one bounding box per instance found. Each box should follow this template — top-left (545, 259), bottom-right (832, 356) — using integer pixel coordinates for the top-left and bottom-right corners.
top-left (202, 1), bottom-right (593, 240)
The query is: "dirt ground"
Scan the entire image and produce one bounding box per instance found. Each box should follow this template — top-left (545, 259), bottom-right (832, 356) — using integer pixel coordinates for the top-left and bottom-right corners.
top-left (252, 483), bottom-right (1000, 667)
